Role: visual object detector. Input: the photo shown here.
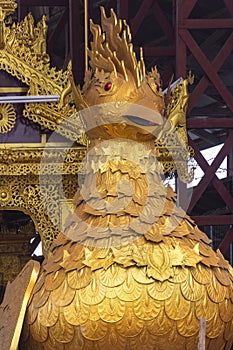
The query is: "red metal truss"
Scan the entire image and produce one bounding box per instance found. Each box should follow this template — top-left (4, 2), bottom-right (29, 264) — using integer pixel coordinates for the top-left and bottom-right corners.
top-left (188, 134), bottom-right (233, 213)
top-left (180, 29), bottom-right (233, 112)
top-left (176, 0), bottom-right (233, 255)
top-left (187, 33), bottom-right (233, 114)
top-left (218, 226), bottom-right (233, 254)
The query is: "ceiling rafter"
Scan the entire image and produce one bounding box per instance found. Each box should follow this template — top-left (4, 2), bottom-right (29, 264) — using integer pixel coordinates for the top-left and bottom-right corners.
top-left (191, 129), bottom-right (220, 146)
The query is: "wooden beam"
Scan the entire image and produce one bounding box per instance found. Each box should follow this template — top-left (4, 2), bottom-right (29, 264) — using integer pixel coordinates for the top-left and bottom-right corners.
top-left (182, 0), bottom-right (198, 19)
top-left (69, 0), bottom-right (83, 83)
top-left (176, 0), bottom-right (187, 77)
top-left (224, 0), bottom-right (233, 17)
top-left (189, 107), bottom-right (233, 118)
top-left (187, 118), bottom-right (233, 129)
top-left (152, 1), bottom-right (174, 42)
top-left (192, 215), bottom-right (233, 225)
top-left (18, 0), bottom-right (68, 5)
top-left (131, 0), bottom-right (154, 36)
top-left (188, 33), bottom-right (233, 113)
top-left (180, 29), bottom-right (233, 112)
top-left (227, 147), bottom-right (233, 177)
top-left (218, 226), bottom-right (233, 254)
top-left (191, 129), bottom-right (220, 146)
top-left (187, 28), bottom-right (228, 67)
top-left (179, 19), bottom-right (233, 29)
top-left (188, 136), bottom-right (233, 213)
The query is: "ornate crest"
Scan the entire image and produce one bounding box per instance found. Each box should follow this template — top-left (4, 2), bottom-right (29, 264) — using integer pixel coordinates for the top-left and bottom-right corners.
top-left (72, 7), bottom-right (194, 182)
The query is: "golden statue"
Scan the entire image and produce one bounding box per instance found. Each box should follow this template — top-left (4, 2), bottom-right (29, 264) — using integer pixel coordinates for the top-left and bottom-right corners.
top-left (2, 7), bottom-right (233, 350)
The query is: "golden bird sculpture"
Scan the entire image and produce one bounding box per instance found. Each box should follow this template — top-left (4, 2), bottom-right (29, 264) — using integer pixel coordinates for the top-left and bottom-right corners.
top-left (19, 8), bottom-right (233, 350)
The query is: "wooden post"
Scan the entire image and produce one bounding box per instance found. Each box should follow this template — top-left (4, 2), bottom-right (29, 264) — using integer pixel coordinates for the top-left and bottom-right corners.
top-left (198, 317), bottom-right (206, 350)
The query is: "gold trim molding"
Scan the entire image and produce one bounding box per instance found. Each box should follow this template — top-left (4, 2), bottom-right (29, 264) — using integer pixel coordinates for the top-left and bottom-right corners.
top-left (0, 146), bottom-right (86, 176)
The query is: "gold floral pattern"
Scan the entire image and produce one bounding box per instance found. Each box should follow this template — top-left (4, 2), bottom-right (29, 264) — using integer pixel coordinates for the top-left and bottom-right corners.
top-left (0, 103), bottom-right (16, 134)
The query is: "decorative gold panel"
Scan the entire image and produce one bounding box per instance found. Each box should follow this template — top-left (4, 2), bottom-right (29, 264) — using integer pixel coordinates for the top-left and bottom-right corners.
top-left (0, 4), bottom-right (86, 255)
top-left (0, 146), bottom-right (85, 254)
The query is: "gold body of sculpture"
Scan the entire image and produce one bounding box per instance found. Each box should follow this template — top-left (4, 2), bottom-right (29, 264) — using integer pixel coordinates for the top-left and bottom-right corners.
top-left (20, 8), bottom-right (233, 350)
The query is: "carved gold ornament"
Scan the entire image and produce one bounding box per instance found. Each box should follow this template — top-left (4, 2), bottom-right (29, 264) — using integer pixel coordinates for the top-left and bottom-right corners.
top-left (0, 7), bottom-right (84, 143)
top-left (0, 186), bottom-right (10, 202)
top-left (0, 0), bottom-right (17, 17)
top-left (0, 146), bottom-right (86, 254)
top-left (0, 103), bottom-right (16, 133)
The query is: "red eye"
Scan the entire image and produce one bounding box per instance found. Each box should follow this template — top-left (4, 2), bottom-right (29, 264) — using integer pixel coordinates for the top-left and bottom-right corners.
top-left (155, 83), bottom-right (160, 92)
top-left (104, 82), bottom-right (113, 91)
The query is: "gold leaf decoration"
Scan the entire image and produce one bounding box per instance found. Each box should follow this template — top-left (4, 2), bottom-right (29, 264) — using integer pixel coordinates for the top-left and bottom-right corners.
top-left (147, 309), bottom-right (173, 336)
top-left (98, 298), bottom-right (125, 323)
top-left (180, 271), bottom-right (205, 301)
top-left (63, 297), bottom-right (89, 326)
top-left (29, 317), bottom-right (48, 343)
top-left (115, 308), bottom-right (144, 337)
top-left (147, 280), bottom-right (174, 301)
top-left (177, 306), bottom-right (199, 337)
top-left (195, 294), bottom-right (218, 321)
top-left (133, 289), bottom-right (161, 320)
top-left (165, 284), bottom-right (191, 321)
top-left (38, 298), bottom-right (59, 328)
top-left (80, 319), bottom-right (107, 341)
top-left (49, 312), bottom-right (74, 344)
